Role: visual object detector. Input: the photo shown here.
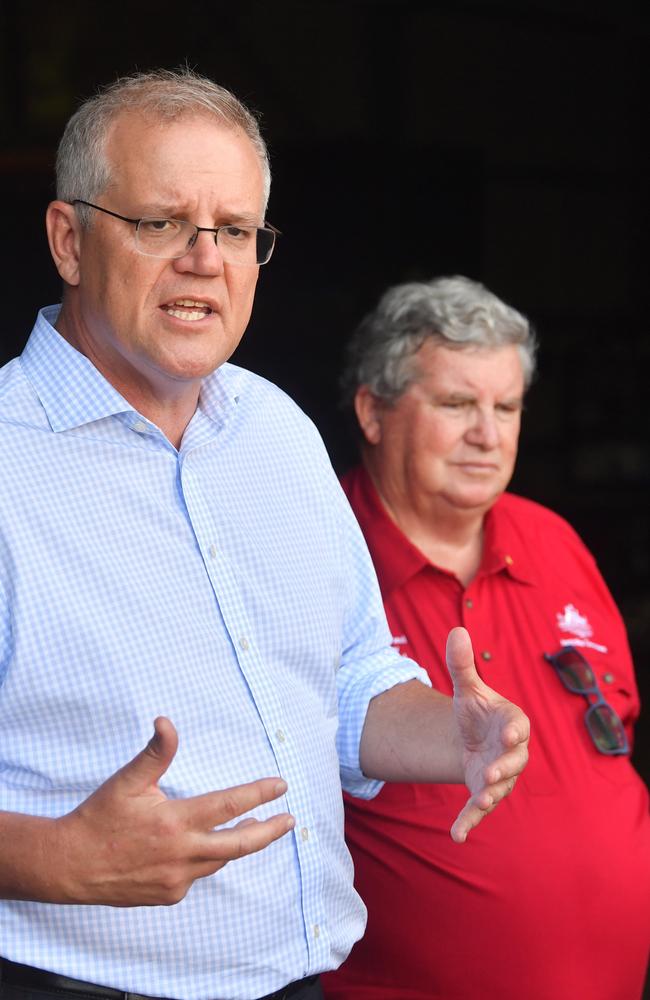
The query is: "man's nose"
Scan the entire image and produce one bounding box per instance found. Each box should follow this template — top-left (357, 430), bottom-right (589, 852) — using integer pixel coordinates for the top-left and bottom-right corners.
top-left (466, 407), bottom-right (500, 449)
top-left (173, 230), bottom-right (225, 276)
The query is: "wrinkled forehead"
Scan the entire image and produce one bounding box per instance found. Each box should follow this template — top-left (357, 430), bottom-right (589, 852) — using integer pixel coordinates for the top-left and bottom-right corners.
top-left (105, 107), bottom-right (261, 175)
top-left (411, 339), bottom-right (526, 389)
top-left (101, 110), bottom-right (266, 213)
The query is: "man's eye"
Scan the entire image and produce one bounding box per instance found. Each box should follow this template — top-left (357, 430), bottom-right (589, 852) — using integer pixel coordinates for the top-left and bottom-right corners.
top-left (141, 219), bottom-right (179, 234)
top-left (222, 226), bottom-right (252, 241)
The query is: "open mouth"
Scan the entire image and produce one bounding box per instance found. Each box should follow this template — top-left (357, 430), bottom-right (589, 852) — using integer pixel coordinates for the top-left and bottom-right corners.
top-left (161, 298), bottom-right (214, 322)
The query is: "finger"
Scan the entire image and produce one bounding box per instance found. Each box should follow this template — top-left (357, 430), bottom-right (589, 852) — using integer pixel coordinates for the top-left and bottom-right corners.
top-left (449, 793), bottom-right (497, 844)
top-left (473, 775), bottom-right (518, 811)
top-left (191, 812), bottom-right (296, 868)
top-left (483, 739), bottom-right (529, 785)
top-left (114, 717), bottom-right (179, 794)
top-left (178, 776), bottom-right (289, 830)
top-left (445, 626), bottom-right (481, 695)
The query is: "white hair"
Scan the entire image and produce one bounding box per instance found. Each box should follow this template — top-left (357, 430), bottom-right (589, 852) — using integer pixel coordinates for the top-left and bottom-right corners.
top-left (56, 68), bottom-right (271, 225)
top-left (341, 275), bottom-right (538, 409)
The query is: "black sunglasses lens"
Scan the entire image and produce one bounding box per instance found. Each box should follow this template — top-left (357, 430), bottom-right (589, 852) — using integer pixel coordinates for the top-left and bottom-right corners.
top-left (552, 649), bottom-right (595, 693)
top-left (586, 703), bottom-right (627, 753)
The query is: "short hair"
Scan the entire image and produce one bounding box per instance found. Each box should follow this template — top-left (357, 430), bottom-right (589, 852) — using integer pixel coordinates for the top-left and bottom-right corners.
top-left (340, 275), bottom-right (538, 410)
top-left (56, 68), bottom-right (271, 226)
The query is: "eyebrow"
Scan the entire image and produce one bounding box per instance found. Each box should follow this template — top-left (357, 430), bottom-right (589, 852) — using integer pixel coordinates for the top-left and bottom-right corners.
top-left (432, 391), bottom-right (524, 406)
top-left (138, 204), bottom-right (263, 226)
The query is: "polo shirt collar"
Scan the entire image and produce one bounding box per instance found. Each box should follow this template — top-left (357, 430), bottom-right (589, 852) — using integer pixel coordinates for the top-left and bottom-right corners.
top-left (343, 464), bottom-right (536, 595)
top-left (20, 305), bottom-right (241, 436)
top-left (481, 500), bottom-right (536, 585)
top-left (344, 465), bottom-right (430, 597)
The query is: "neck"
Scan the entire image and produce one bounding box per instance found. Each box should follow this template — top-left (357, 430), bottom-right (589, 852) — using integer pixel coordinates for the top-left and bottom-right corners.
top-left (364, 463), bottom-right (486, 587)
top-left (55, 303), bottom-right (200, 449)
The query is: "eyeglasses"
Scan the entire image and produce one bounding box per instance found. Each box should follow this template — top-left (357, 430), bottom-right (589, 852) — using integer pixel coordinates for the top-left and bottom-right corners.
top-left (544, 645), bottom-right (629, 755)
top-left (72, 200), bottom-right (279, 265)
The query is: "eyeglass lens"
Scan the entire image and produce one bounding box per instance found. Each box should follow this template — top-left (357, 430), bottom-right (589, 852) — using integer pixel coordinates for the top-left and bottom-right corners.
top-left (550, 647), bottom-right (596, 693)
top-left (586, 702), bottom-right (628, 753)
top-left (135, 219), bottom-right (274, 264)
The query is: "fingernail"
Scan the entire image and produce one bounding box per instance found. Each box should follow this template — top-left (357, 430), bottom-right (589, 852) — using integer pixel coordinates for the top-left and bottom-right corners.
top-left (274, 780), bottom-right (287, 796)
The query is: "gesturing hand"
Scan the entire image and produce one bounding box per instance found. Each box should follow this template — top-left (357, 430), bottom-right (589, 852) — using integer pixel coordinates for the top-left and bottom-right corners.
top-left (445, 627), bottom-right (530, 844)
top-left (56, 717), bottom-right (294, 906)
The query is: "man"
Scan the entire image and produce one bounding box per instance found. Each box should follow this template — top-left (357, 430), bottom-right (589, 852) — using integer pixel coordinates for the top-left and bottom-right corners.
top-left (0, 75), bottom-right (529, 1000)
top-left (321, 276), bottom-right (650, 1000)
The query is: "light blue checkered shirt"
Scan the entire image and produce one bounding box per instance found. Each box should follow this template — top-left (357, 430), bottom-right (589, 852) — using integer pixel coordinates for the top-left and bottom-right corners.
top-left (0, 307), bottom-right (429, 1000)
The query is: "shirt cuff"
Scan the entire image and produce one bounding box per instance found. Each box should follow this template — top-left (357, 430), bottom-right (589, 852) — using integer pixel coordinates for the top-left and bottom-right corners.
top-left (337, 652), bottom-right (431, 799)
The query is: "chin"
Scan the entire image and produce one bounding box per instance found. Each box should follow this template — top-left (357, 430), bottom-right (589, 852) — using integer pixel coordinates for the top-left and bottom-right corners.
top-left (158, 350), bottom-right (226, 382)
top-left (449, 489), bottom-right (502, 511)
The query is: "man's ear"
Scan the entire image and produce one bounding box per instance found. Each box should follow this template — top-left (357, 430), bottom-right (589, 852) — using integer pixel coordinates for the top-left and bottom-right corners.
top-left (354, 385), bottom-right (384, 445)
top-left (45, 200), bottom-right (82, 287)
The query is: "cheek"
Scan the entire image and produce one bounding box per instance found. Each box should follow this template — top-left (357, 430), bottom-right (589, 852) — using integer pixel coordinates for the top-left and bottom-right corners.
top-left (423, 422), bottom-right (465, 457)
top-left (503, 423), bottom-right (522, 457)
top-left (226, 270), bottom-right (259, 316)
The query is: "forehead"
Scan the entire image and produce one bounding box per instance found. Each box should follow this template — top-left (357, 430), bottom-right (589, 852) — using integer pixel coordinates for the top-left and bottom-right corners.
top-left (103, 111), bottom-right (265, 214)
top-left (412, 340), bottom-right (525, 395)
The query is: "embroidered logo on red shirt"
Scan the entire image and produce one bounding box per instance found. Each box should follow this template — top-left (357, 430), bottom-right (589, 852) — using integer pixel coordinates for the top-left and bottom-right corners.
top-left (391, 634), bottom-right (411, 656)
top-left (556, 603), bottom-right (608, 653)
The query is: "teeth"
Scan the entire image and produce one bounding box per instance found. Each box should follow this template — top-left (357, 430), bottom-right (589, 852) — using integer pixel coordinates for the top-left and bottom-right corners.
top-left (172, 298), bottom-right (209, 308)
top-left (166, 309), bottom-right (207, 321)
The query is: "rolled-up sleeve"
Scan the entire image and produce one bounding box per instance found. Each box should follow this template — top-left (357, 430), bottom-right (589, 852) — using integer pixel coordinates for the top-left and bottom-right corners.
top-left (334, 483), bottom-right (430, 799)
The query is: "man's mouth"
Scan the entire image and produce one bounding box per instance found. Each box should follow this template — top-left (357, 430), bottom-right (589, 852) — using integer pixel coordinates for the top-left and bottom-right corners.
top-left (161, 299), bottom-right (214, 322)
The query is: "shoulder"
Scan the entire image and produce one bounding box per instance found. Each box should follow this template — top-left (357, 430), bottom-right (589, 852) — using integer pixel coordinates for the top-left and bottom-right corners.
top-left (219, 362), bottom-right (328, 448)
top-left (0, 357), bottom-right (45, 432)
top-left (497, 492), bottom-right (597, 565)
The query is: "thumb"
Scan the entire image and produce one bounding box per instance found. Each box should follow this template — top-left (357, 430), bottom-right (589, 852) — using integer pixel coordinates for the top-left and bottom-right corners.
top-left (115, 716), bottom-right (179, 793)
top-left (445, 627), bottom-right (481, 696)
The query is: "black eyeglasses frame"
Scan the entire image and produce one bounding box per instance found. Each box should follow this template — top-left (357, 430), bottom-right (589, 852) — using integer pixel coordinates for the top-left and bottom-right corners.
top-left (71, 199), bottom-right (281, 265)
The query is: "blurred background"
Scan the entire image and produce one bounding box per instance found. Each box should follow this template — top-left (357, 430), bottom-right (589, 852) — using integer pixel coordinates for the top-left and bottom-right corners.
top-left (1, 0), bottom-right (648, 780)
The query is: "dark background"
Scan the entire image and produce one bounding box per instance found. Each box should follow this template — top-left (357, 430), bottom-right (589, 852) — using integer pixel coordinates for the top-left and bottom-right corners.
top-left (1, 0), bottom-right (648, 787)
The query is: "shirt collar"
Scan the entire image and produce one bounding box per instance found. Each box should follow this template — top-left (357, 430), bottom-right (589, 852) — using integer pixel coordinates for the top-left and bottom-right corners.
top-left (480, 500), bottom-right (536, 585)
top-left (341, 464), bottom-right (536, 595)
top-left (341, 465), bottom-right (430, 597)
top-left (20, 305), bottom-right (243, 436)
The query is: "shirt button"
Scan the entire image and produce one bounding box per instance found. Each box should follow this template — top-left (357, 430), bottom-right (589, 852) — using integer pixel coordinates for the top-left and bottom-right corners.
top-left (465, 598), bottom-right (473, 609)
top-left (276, 729), bottom-right (287, 743)
top-left (505, 554), bottom-right (514, 565)
top-left (209, 544), bottom-right (217, 559)
top-left (133, 420), bottom-right (148, 433)
top-left (481, 650), bottom-right (492, 661)
top-left (239, 637), bottom-right (250, 651)
top-left (313, 924), bottom-right (320, 939)
top-left (301, 827), bottom-right (310, 841)
top-left (603, 673), bottom-right (615, 683)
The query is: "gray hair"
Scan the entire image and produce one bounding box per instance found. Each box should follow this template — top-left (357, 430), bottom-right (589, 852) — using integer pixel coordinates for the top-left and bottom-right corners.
top-left (56, 68), bottom-right (271, 226)
top-left (341, 275), bottom-right (537, 409)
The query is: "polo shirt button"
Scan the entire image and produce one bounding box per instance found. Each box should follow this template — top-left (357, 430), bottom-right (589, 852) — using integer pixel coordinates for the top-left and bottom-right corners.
top-left (465, 598), bottom-right (473, 609)
top-left (481, 650), bottom-right (492, 661)
top-left (603, 673), bottom-right (614, 683)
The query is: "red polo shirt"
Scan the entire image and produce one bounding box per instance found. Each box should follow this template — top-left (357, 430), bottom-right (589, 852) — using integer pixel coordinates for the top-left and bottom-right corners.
top-left (323, 466), bottom-right (650, 1000)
